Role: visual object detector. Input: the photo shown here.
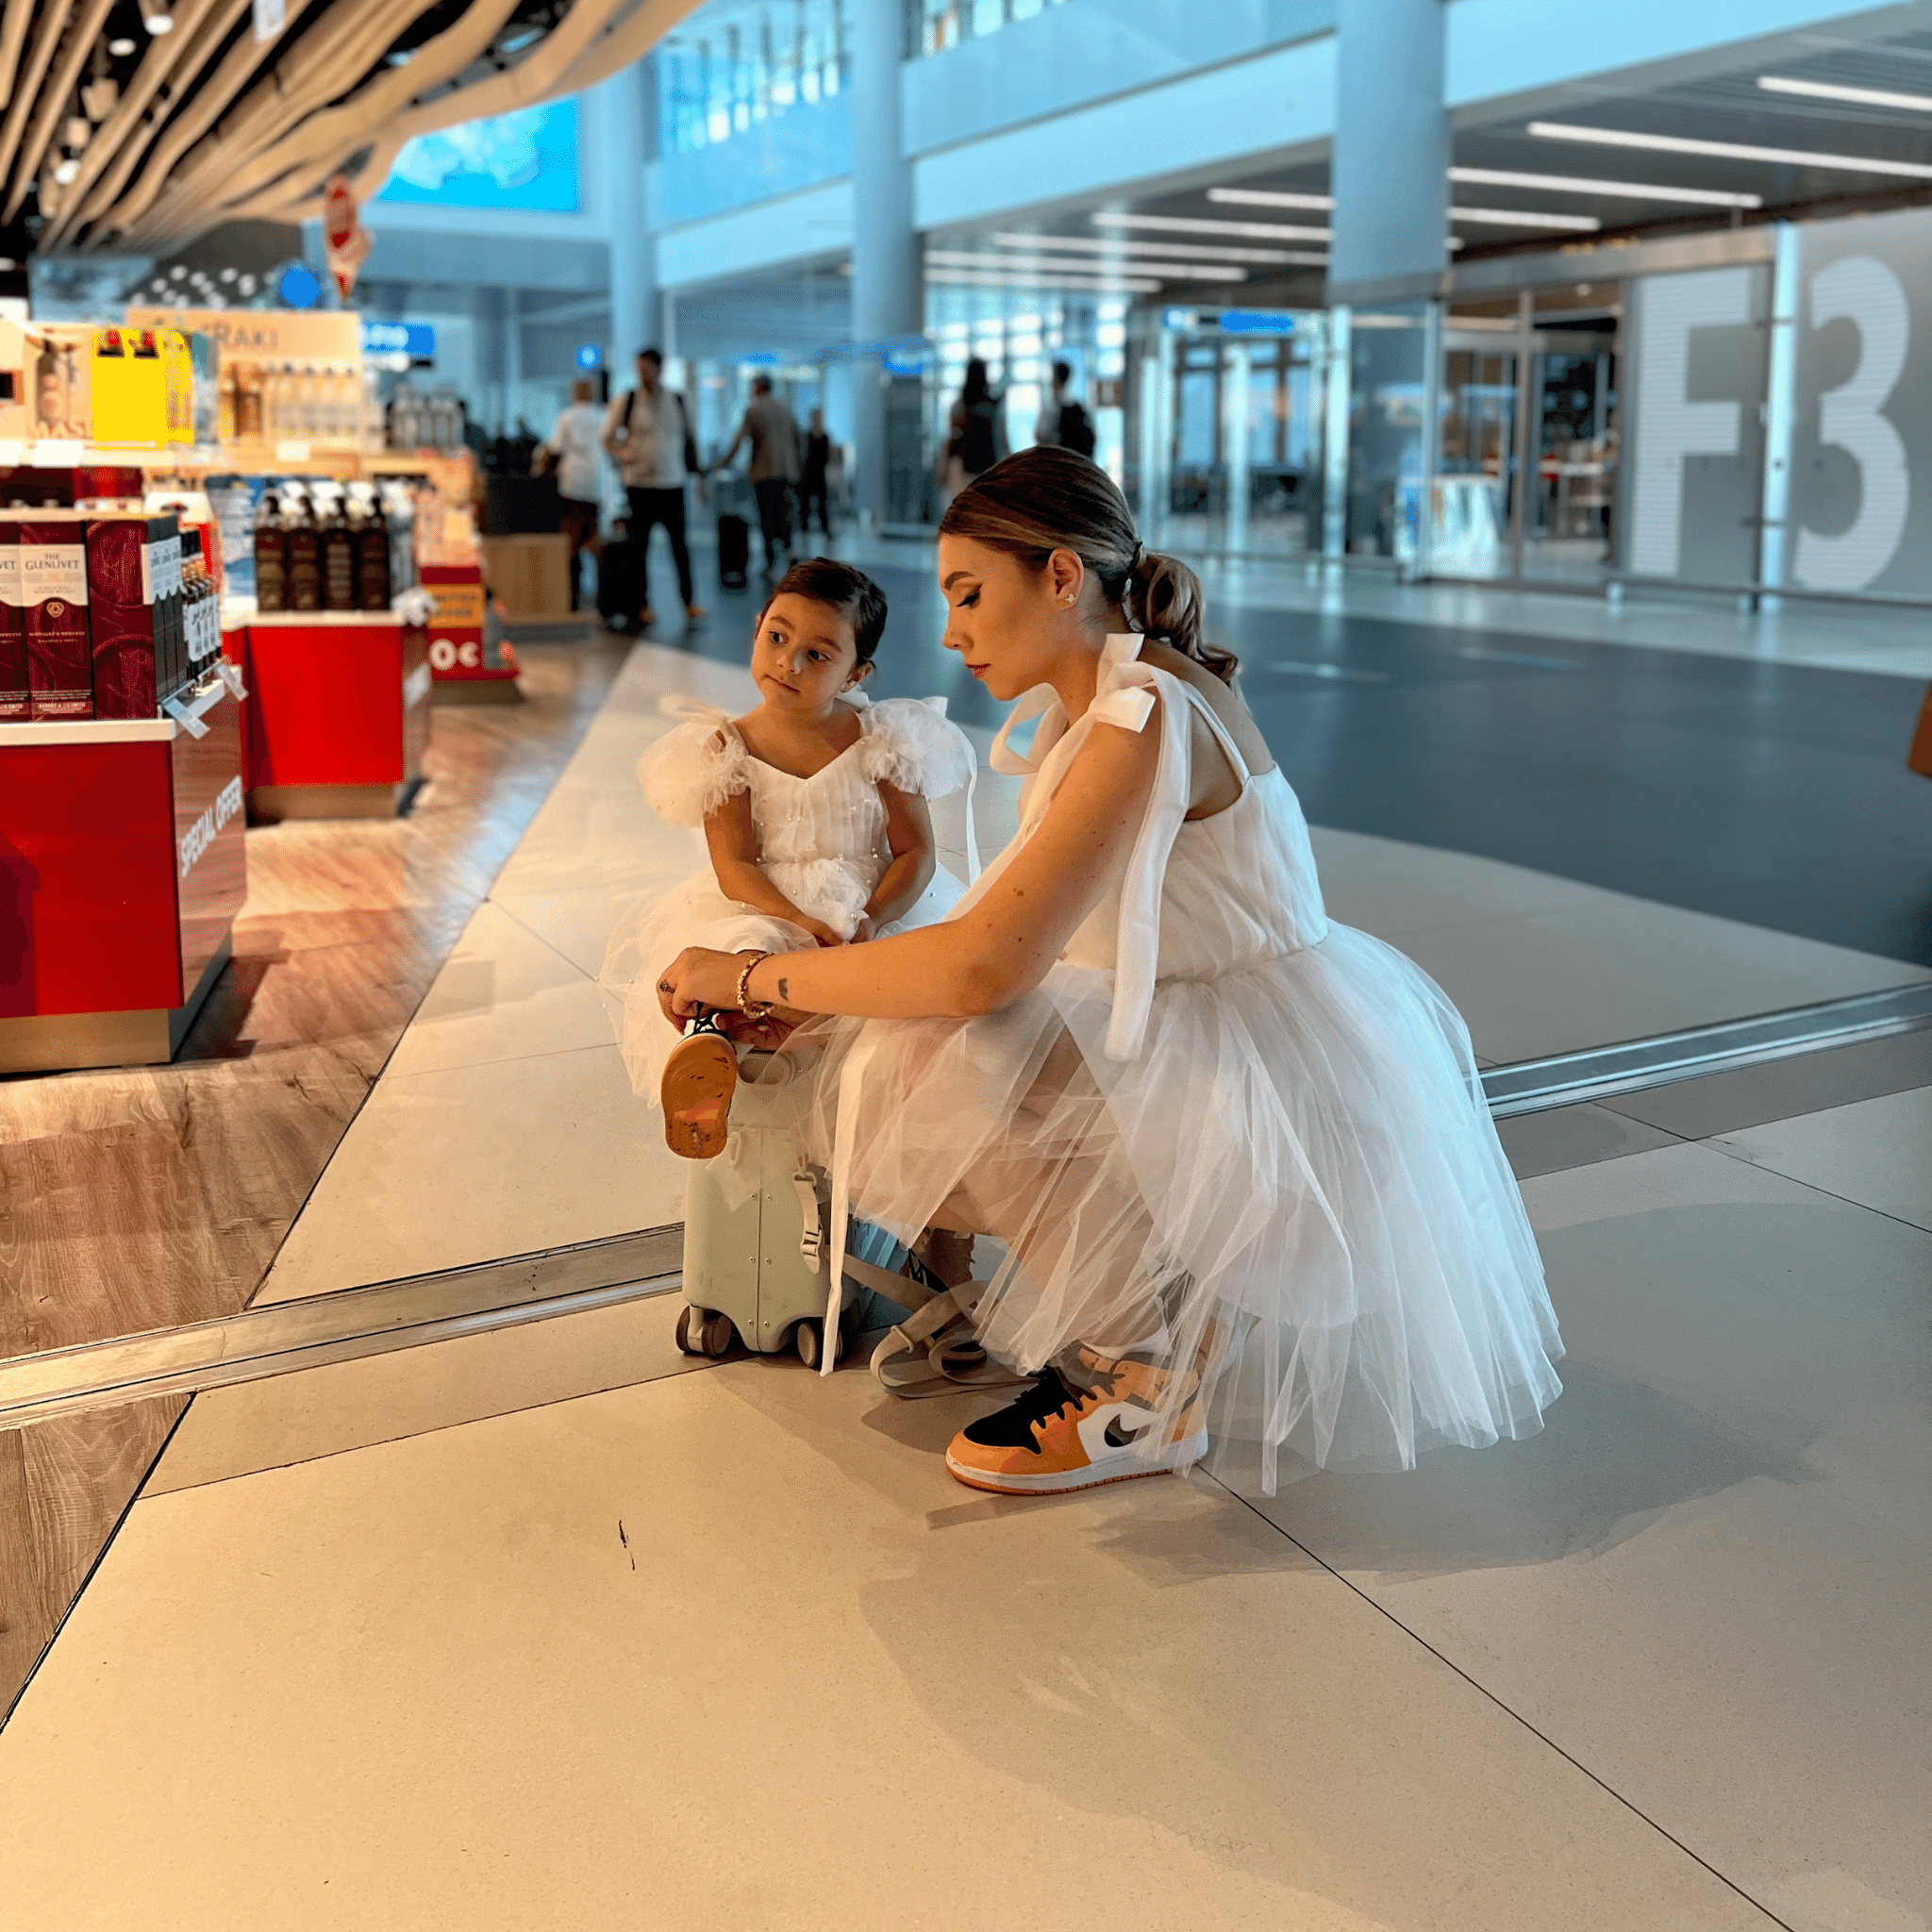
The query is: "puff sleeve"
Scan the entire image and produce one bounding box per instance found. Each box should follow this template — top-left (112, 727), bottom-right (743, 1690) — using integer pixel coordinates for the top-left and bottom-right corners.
top-left (636, 699), bottom-right (751, 825)
top-left (858, 696), bottom-right (976, 799)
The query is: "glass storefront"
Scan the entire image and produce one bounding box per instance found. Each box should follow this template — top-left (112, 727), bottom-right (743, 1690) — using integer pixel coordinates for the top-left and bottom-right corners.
top-left (1134, 307), bottom-right (1337, 559)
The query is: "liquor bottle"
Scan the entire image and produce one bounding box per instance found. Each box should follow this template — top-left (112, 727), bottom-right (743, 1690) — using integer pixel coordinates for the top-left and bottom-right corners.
top-left (254, 490), bottom-right (287, 611)
top-left (181, 527), bottom-right (219, 675)
top-left (237, 362), bottom-right (264, 441)
top-left (321, 488), bottom-right (356, 610)
top-left (286, 489), bottom-right (322, 612)
top-left (352, 489), bottom-right (392, 609)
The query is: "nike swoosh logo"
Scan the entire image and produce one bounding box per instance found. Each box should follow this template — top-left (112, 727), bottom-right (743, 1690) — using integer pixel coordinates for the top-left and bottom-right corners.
top-left (1103, 1411), bottom-right (1153, 1450)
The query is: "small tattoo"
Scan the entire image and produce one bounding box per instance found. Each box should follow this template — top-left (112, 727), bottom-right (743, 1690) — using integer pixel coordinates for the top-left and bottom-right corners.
top-left (776, 975), bottom-right (791, 1001)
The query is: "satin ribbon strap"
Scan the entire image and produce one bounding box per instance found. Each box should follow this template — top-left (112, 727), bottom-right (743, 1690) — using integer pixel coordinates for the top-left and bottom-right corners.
top-left (1103, 668), bottom-right (1191, 1062)
top-left (988, 684), bottom-right (1061, 775)
top-left (1088, 685), bottom-right (1156, 734)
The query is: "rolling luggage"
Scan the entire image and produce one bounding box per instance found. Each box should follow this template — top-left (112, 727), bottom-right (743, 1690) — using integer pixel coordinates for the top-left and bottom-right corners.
top-left (716, 511), bottom-right (750, 591)
top-left (673, 1046), bottom-right (1021, 1391)
top-left (675, 1046), bottom-right (865, 1366)
top-left (596, 536), bottom-right (643, 628)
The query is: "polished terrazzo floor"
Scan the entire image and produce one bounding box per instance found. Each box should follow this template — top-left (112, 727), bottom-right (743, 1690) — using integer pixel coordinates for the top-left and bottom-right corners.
top-left (2, 563), bottom-right (1927, 1929)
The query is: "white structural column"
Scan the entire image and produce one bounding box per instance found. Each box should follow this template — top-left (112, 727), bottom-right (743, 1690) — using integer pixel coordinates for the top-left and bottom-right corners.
top-left (598, 60), bottom-right (657, 360)
top-left (848, 0), bottom-right (921, 524)
top-left (1329, 0), bottom-right (1449, 293)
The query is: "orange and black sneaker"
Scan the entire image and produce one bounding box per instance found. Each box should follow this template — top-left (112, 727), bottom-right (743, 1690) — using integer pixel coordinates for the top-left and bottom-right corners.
top-left (943, 1360), bottom-right (1208, 1495)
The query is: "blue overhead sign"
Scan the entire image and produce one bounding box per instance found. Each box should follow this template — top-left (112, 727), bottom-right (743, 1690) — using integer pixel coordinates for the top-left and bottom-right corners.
top-left (359, 321), bottom-right (437, 358)
top-left (1218, 310), bottom-right (1297, 336)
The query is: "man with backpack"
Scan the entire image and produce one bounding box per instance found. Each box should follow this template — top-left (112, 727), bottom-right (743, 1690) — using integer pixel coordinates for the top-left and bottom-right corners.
top-left (602, 347), bottom-right (706, 628)
top-left (1034, 359), bottom-right (1097, 459)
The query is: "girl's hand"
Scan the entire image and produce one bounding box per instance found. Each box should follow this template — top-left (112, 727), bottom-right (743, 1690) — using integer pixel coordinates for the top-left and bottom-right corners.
top-left (656, 947), bottom-right (754, 1026)
top-left (849, 914), bottom-right (875, 943)
top-left (799, 916), bottom-right (845, 948)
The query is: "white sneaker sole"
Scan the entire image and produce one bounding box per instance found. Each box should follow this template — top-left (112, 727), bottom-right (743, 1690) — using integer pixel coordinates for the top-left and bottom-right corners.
top-left (945, 1425), bottom-right (1208, 1496)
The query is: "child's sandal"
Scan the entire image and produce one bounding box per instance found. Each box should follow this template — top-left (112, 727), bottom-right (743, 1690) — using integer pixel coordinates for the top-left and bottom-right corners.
top-left (661, 1013), bottom-right (739, 1160)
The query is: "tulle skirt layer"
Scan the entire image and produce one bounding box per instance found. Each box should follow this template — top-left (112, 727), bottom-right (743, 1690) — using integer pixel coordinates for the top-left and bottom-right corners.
top-left (602, 864), bottom-right (964, 1103)
top-left (804, 924), bottom-right (1563, 1493)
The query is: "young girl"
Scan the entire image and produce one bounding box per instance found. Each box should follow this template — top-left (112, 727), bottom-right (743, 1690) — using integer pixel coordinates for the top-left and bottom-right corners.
top-left (602, 557), bottom-right (975, 1156)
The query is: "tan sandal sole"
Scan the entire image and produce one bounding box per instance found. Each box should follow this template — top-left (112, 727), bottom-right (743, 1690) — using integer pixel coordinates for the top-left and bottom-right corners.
top-left (661, 1031), bottom-right (738, 1159)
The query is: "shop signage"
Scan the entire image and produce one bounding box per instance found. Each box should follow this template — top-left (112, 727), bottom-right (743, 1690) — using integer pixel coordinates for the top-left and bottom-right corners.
top-left (359, 321), bottom-right (436, 359)
top-left (1788, 205), bottom-right (1932, 596)
top-left (1619, 265), bottom-right (1771, 585)
top-left (323, 175), bottom-right (370, 300)
top-left (179, 774), bottom-right (242, 879)
top-left (125, 307), bottom-right (362, 365)
top-left (1218, 311), bottom-right (1297, 336)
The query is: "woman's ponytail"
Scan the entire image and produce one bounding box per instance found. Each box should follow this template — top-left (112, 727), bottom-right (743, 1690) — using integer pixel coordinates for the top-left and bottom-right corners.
top-left (1128, 546), bottom-right (1239, 684)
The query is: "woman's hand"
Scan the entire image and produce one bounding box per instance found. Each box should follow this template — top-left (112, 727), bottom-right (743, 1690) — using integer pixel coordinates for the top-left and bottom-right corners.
top-left (656, 947), bottom-right (755, 1026)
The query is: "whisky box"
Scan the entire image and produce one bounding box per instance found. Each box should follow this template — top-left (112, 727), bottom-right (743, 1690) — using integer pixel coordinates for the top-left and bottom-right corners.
top-left (20, 516), bottom-right (92, 719)
top-left (0, 518), bottom-right (25, 718)
top-left (87, 515), bottom-right (175, 719)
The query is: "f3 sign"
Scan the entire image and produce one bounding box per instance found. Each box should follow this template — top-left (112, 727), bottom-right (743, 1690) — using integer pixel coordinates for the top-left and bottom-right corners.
top-left (1626, 208), bottom-right (1932, 597)
top-left (1789, 210), bottom-right (1926, 595)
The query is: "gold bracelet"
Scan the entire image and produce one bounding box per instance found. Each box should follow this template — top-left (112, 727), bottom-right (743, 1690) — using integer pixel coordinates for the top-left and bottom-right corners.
top-left (735, 950), bottom-right (775, 1021)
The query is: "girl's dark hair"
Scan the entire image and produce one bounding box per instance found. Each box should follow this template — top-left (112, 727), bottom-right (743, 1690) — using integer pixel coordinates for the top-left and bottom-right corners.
top-left (939, 446), bottom-right (1236, 682)
top-left (760, 556), bottom-right (889, 664)
top-left (961, 357), bottom-right (995, 407)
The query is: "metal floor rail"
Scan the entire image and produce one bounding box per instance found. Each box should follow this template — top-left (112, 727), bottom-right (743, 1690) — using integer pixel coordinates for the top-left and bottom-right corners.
top-left (5, 977), bottom-right (1927, 1428)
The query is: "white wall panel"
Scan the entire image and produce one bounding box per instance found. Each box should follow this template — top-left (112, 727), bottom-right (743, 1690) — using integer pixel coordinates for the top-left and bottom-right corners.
top-left (911, 37), bottom-right (1338, 234)
top-left (656, 178), bottom-right (855, 290)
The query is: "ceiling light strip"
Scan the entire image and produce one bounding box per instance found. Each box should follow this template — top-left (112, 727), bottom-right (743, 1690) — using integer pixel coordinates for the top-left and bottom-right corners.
top-left (1529, 119), bottom-right (1932, 180)
top-left (929, 249), bottom-right (1245, 281)
top-left (1207, 186), bottom-right (1336, 211)
top-left (1757, 74), bottom-right (1932, 114)
top-left (1094, 210), bottom-right (1332, 242)
top-left (1448, 165), bottom-right (1761, 209)
top-left (1449, 205), bottom-right (1601, 231)
top-left (993, 230), bottom-right (1307, 265)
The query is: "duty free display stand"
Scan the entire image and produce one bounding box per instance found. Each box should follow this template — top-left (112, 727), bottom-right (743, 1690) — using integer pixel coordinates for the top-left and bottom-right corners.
top-left (225, 604), bottom-right (434, 820)
top-left (0, 674), bottom-right (248, 1074)
top-left (420, 560), bottom-right (521, 705)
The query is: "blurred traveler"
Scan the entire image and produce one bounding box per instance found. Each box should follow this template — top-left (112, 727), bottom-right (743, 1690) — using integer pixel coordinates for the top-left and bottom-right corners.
top-left (539, 376), bottom-right (604, 611)
top-left (799, 408), bottom-right (834, 536)
top-left (718, 375), bottom-right (802, 575)
top-left (1036, 359), bottom-right (1097, 458)
top-left (937, 357), bottom-right (1008, 506)
top-left (604, 346), bottom-right (707, 627)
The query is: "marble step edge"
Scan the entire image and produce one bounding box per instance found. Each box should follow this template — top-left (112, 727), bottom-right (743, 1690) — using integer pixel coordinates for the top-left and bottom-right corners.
top-left (1483, 981), bottom-right (1932, 1118)
top-left (0, 1230), bottom-right (685, 1430)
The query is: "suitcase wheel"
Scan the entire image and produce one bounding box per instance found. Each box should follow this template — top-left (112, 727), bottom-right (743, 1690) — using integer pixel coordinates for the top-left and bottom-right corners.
top-left (676, 1305), bottom-right (735, 1358)
top-left (793, 1318), bottom-right (846, 1371)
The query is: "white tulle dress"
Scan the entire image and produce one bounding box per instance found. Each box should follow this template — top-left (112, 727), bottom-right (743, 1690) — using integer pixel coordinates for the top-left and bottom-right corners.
top-left (602, 691), bottom-right (977, 1103)
top-left (808, 635), bottom-right (1563, 1493)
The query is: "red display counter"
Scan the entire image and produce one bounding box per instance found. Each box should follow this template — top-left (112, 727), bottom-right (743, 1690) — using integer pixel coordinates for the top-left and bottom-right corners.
top-left (228, 608), bottom-right (432, 820)
top-left (422, 559), bottom-right (521, 704)
top-left (0, 677), bottom-right (247, 1074)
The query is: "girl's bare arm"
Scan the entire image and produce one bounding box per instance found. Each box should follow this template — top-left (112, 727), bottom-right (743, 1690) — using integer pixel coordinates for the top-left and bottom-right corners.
top-left (662, 706), bottom-right (1162, 1023)
top-left (863, 783), bottom-right (938, 931)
